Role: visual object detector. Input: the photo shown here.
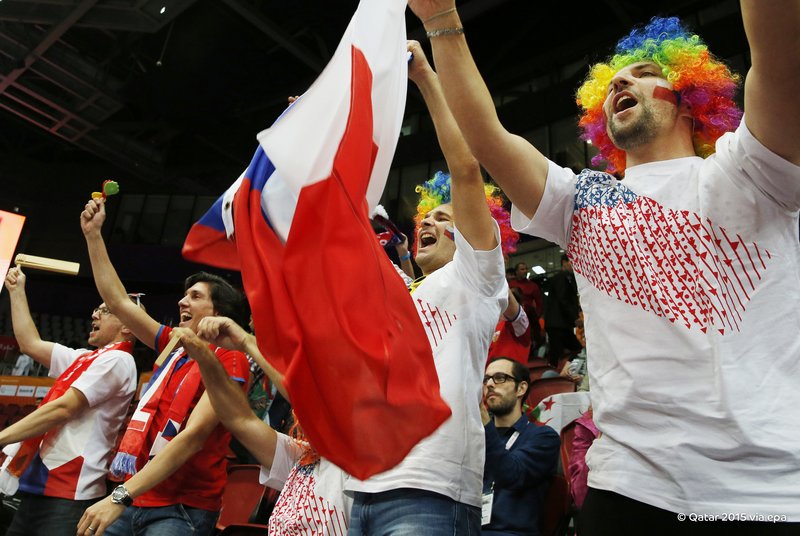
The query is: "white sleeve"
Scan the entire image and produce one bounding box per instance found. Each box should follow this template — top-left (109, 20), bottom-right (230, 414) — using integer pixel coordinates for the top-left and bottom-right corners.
top-left (451, 220), bottom-right (507, 300)
top-left (48, 344), bottom-right (86, 378)
top-left (259, 433), bottom-right (306, 490)
top-left (508, 306), bottom-right (530, 337)
top-left (713, 118), bottom-right (800, 212)
top-left (511, 160), bottom-right (578, 249)
top-left (70, 350), bottom-right (136, 407)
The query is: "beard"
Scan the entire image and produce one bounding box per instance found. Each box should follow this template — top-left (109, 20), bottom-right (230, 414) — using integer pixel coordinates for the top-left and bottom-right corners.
top-left (608, 102), bottom-right (658, 151)
top-left (487, 393), bottom-right (517, 417)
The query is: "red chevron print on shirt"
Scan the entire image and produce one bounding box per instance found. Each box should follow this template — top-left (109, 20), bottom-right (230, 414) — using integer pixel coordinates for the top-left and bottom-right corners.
top-left (567, 171), bottom-right (772, 334)
top-left (415, 298), bottom-right (457, 349)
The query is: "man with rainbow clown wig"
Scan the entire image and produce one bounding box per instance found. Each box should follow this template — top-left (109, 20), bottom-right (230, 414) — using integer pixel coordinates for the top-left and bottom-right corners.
top-left (411, 170), bottom-right (518, 281)
top-left (344, 41), bottom-right (514, 535)
top-left (408, 1), bottom-right (799, 534)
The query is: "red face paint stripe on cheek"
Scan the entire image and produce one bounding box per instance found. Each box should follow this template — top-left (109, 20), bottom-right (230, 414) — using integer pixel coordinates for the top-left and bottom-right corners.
top-left (653, 85), bottom-right (679, 106)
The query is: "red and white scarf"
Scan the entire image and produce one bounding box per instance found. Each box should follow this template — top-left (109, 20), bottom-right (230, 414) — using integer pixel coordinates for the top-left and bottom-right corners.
top-left (110, 346), bottom-right (204, 478)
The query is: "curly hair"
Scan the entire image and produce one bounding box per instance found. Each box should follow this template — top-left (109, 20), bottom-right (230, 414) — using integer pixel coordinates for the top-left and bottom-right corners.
top-left (576, 16), bottom-right (742, 174)
top-left (413, 171), bottom-right (519, 257)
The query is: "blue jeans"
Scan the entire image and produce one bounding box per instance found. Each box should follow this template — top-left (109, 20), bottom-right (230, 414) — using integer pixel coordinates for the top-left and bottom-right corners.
top-left (347, 488), bottom-right (481, 536)
top-left (103, 504), bottom-right (219, 536)
top-left (5, 492), bottom-right (97, 536)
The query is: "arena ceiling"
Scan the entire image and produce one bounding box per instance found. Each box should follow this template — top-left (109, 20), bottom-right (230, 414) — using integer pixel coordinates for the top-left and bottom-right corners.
top-left (0, 0), bottom-right (745, 195)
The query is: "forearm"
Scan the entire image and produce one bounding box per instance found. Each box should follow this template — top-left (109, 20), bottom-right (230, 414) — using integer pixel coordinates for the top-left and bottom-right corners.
top-left (399, 256), bottom-right (415, 279)
top-left (241, 335), bottom-right (289, 401)
top-left (0, 400), bottom-right (74, 446)
top-left (8, 291), bottom-right (52, 364)
top-left (741, 1), bottom-right (799, 65)
top-left (84, 232), bottom-right (130, 309)
top-left (741, 0), bottom-right (800, 164)
top-left (424, 15), bottom-right (548, 217)
top-left (395, 243), bottom-right (415, 279)
top-left (416, 70), bottom-right (497, 250)
top-left (190, 343), bottom-right (279, 468)
top-left (415, 71), bottom-right (480, 178)
top-left (425, 14), bottom-right (505, 164)
top-left (121, 427), bottom-right (205, 498)
top-left (191, 343), bottom-right (262, 432)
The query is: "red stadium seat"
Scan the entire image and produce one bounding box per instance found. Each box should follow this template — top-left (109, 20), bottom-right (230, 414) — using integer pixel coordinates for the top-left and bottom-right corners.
top-left (216, 464), bottom-right (266, 531)
top-left (528, 377), bottom-right (576, 409)
top-left (540, 473), bottom-right (571, 536)
top-left (529, 365), bottom-right (556, 381)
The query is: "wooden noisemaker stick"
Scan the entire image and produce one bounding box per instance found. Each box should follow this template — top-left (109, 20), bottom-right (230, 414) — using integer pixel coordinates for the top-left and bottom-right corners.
top-left (15, 253), bottom-right (80, 276)
top-left (154, 334), bottom-right (181, 367)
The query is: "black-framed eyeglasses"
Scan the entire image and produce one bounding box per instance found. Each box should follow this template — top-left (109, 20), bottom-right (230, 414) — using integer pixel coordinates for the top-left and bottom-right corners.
top-left (482, 372), bottom-right (519, 386)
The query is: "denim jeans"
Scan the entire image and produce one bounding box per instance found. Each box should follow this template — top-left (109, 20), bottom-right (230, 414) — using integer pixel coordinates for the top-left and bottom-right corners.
top-left (347, 488), bottom-right (481, 536)
top-left (5, 492), bottom-right (97, 536)
top-left (103, 504), bottom-right (219, 536)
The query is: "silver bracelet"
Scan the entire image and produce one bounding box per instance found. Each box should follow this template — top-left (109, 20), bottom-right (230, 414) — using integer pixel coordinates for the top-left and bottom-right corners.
top-left (426, 27), bottom-right (464, 39)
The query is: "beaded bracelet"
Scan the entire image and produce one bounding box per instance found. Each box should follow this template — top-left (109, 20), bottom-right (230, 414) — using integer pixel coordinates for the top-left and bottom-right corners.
top-left (426, 27), bottom-right (464, 39)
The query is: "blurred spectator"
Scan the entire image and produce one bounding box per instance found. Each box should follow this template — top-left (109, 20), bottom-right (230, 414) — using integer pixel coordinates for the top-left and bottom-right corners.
top-left (481, 357), bottom-right (559, 535)
top-left (544, 255), bottom-right (581, 367)
top-left (568, 409), bottom-right (599, 510)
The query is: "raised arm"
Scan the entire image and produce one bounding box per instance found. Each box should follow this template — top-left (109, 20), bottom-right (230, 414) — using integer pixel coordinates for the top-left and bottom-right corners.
top-left (179, 324), bottom-right (280, 472)
top-left (408, 3), bottom-right (548, 219)
top-left (4, 267), bottom-right (55, 366)
top-left (80, 198), bottom-right (161, 349)
top-left (196, 316), bottom-right (288, 400)
top-left (741, 0), bottom-right (800, 165)
top-left (408, 40), bottom-right (497, 251)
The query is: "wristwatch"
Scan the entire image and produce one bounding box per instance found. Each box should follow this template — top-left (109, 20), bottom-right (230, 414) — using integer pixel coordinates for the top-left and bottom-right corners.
top-left (111, 485), bottom-right (133, 507)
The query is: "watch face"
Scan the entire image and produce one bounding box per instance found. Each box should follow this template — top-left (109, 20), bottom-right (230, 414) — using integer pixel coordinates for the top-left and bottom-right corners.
top-left (112, 486), bottom-right (130, 505)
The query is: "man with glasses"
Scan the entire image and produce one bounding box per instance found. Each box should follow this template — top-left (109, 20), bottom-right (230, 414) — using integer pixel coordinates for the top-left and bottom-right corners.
top-left (78, 198), bottom-right (250, 536)
top-left (1, 266), bottom-right (138, 536)
top-left (481, 357), bottom-right (559, 536)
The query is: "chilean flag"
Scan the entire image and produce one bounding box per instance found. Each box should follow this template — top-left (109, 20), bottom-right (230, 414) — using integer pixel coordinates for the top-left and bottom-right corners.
top-left (182, 0), bottom-right (450, 479)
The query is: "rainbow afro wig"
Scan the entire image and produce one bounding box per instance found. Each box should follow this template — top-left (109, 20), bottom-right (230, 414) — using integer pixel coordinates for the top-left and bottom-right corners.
top-left (414, 171), bottom-right (519, 257)
top-left (576, 16), bottom-right (742, 174)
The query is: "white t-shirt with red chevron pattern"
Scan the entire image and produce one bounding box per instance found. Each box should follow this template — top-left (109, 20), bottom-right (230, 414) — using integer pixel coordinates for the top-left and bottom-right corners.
top-left (512, 119), bottom-right (800, 520)
top-left (346, 224), bottom-right (508, 508)
top-left (262, 432), bottom-right (350, 535)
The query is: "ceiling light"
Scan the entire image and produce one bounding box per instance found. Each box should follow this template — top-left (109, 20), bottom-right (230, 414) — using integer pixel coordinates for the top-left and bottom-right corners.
top-left (160, 6), bottom-right (166, 14)
top-left (531, 266), bottom-right (546, 275)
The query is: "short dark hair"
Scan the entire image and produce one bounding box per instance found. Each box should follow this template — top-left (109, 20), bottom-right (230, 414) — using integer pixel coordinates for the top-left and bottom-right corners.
top-left (515, 262), bottom-right (527, 270)
top-left (561, 253), bottom-right (569, 263)
top-left (487, 357), bottom-right (530, 403)
top-left (184, 272), bottom-right (250, 330)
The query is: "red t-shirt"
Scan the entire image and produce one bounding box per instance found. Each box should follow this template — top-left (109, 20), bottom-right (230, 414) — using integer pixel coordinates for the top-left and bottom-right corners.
top-left (132, 325), bottom-right (249, 511)
top-left (487, 319), bottom-right (531, 366)
top-left (509, 279), bottom-right (543, 317)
